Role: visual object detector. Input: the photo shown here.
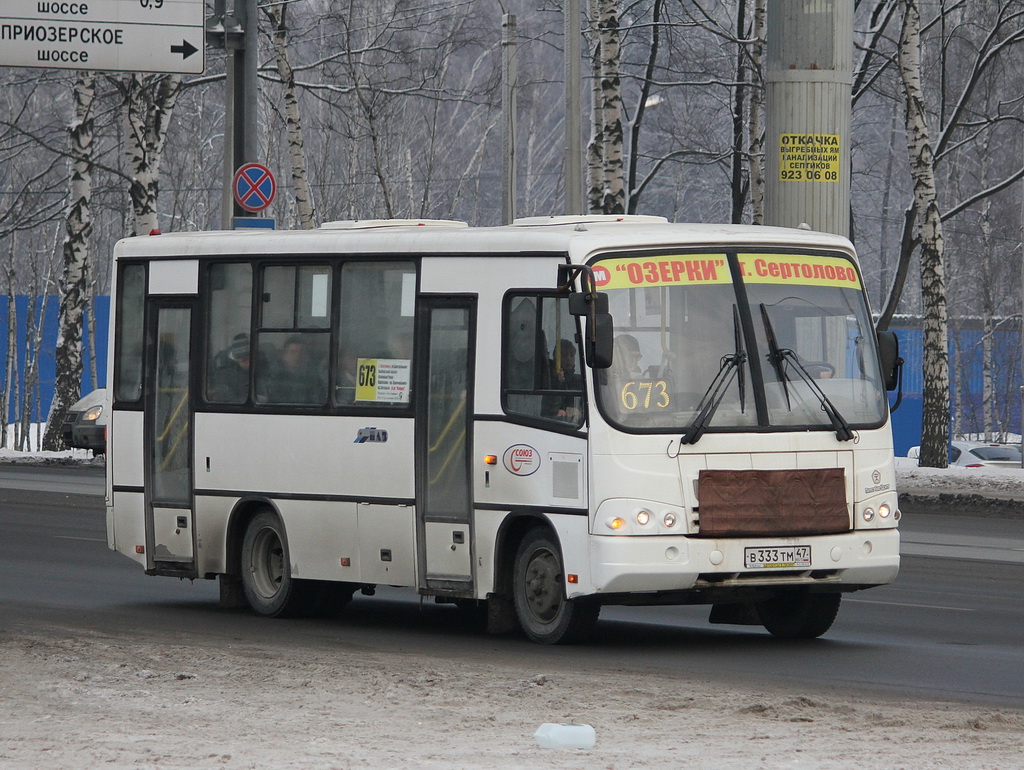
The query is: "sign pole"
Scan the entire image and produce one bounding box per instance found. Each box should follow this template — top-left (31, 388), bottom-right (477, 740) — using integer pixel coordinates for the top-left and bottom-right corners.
top-left (564, 0), bottom-right (583, 216)
top-left (211, 0), bottom-right (259, 228)
top-left (501, 13), bottom-right (518, 225)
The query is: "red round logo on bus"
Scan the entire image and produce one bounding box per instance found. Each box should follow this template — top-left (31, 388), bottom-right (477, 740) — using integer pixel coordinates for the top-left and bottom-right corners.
top-left (503, 444), bottom-right (540, 476)
top-left (592, 266), bottom-right (611, 286)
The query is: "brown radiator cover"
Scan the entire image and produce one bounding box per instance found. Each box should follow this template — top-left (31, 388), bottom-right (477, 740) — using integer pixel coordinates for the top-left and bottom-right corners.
top-left (697, 468), bottom-right (850, 537)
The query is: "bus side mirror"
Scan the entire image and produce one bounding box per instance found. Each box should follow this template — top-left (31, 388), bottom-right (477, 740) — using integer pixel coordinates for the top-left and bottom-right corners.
top-left (876, 330), bottom-right (901, 390)
top-left (568, 291), bottom-right (612, 368)
top-left (876, 329), bottom-right (904, 412)
top-left (587, 312), bottom-right (614, 369)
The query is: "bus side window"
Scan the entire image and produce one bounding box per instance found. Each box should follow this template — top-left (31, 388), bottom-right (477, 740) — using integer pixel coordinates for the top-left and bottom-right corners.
top-left (503, 293), bottom-right (583, 426)
top-left (114, 263), bottom-right (146, 403)
top-left (336, 261), bottom-right (416, 408)
top-left (205, 262), bottom-right (253, 404)
top-left (255, 265), bottom-right (331, 406)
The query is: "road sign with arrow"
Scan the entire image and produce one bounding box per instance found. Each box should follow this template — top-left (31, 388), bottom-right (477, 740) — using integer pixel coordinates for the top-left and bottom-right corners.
top-left (1, 0), bottom-right (205, 74)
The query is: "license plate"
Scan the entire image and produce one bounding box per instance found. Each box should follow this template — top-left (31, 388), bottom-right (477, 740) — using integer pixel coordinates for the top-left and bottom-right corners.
top-left (744, 545), bottom-right (811, 570)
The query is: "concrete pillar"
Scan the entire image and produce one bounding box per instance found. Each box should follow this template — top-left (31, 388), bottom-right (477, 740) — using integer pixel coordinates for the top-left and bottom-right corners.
top-left (764, 0), bottom-right (852, 237)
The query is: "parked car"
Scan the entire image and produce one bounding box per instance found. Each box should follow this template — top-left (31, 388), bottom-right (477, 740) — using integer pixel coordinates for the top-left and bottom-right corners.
top-left (60, 387), bottom-right (107, 454)
top-left (951, 440), bottom-right (1022, 469)
top-left (910, 440), bottom-right (1022, 469)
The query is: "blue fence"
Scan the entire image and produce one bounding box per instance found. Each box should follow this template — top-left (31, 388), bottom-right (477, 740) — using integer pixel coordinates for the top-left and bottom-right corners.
top-left (0, 295), bottom-right (109, 422)
top-left (890, 324), bottom-right (1022, 456)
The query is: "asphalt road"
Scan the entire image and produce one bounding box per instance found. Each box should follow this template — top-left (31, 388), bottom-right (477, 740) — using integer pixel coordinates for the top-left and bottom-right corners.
top-left (2, 464), bottom-right (1022, 708)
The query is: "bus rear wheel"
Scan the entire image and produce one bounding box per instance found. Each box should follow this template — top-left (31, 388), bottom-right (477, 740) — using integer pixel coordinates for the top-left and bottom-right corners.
top-left (756, 590), bottom-right (841, 639)
top-left (241, 510), bottom-right (321, 618)
top-left (512, 527), bottom-right (599, 644)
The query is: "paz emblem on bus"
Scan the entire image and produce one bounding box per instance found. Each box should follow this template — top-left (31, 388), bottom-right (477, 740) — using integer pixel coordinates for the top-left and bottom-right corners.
top-left (503, 444), bottom-right (540, 476)
top-left (354, 427), bottom-right (388, 444)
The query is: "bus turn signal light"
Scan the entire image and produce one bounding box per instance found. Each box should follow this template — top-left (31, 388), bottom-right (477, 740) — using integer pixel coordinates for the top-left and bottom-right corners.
top-left (483, 455), bottom-right (497, 465)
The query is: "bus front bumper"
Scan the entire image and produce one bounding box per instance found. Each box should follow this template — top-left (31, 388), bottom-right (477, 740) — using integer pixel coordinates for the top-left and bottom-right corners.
top-left (583, 528), bottom-right (900, 598)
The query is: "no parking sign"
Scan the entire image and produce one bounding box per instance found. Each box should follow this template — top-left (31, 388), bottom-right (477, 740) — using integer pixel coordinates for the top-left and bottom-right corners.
top-left (233, 163), bottom-right (276, 212)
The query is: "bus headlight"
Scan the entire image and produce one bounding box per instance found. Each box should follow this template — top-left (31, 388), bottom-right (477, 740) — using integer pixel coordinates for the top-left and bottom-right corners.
top-left (862, 507), bottom-right (875, 522)
top-left (635, 509), bottom-right (651, 526)
top-left (878, 503), bottom-right (892, 518)
top-left (663, 512), bottom-right (678, 528)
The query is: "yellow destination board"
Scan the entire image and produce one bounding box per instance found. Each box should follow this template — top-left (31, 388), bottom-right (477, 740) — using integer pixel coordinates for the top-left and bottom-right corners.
top-left (592, 255), bottom-right (730, 290)
top-left (737, 253), bottom-right (861, 289)
top-left (592, 253), bottom-right (861, 291)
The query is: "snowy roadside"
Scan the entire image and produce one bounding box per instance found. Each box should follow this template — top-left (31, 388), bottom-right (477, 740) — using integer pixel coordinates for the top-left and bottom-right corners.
top-left (2, 624), bottom-right (1023, 770)
top-left (894, 457), bottom-right (1024, 518)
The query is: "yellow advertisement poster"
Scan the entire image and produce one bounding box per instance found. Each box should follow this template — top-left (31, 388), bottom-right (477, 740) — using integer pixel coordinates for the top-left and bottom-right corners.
top-left (592, 255), bottom-right (730, 290)
top-left (778, 133), bottom-right (841, 183)
top-left (737, 253), bottom-right (861, 289)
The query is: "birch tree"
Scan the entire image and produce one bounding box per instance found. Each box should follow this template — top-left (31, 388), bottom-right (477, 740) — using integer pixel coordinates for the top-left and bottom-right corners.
top-left (745, 0), bottom-right (765, 225)
top-left (42, 72), bottom-right (95, 451)
top-left (2, 266), bottom-right (16, 449)
top-left (265, 2), bottom-right (317, 228)
top-left (121, 74), bottom-right (183, 236)
top-left (899, 0), bottom-right (948, 468)
top-left (586, 0), bottom-right (625, 214)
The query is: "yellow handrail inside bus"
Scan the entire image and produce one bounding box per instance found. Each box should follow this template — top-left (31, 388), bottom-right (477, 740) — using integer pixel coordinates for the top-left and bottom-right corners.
top-left (156, 388), bottom-right (189, 471)
top-left (427, 397), bottom-right (466, 485)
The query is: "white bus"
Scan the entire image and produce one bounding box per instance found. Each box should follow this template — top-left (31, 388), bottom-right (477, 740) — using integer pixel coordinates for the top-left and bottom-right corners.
top-left (106, 215), bottom-right (903, 644)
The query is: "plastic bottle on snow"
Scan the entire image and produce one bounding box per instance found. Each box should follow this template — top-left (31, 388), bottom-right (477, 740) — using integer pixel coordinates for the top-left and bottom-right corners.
top-left (532, 723), bottom-right (596, 750)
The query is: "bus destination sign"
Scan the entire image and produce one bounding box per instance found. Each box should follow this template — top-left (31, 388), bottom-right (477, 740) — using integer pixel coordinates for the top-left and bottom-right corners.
top-left (0, 0), bottom-right (205, 74)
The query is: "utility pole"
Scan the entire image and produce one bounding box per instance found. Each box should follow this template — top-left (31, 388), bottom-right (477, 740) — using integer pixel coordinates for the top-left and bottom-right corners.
top-left (207, 0), bottom-right (259, 228)
top-left (764, 0), bottom-right (852, 237)
top-left (502, 14), bottom-right (518, 225)
top-left (564, 0), bottom-right (583, 215)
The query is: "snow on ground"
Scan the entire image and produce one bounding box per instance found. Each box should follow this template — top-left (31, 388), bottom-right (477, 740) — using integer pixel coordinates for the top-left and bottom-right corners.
top-left (2, 626), bottom-right (1024, 769)
top-left (895, 457), bottom-right (1024, 501)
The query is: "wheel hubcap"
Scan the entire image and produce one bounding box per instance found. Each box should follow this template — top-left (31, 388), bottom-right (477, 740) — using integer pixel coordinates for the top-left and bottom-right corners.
top-left (523, 547), bottom-right (562, 623)
top-left (250, 527), bottom-right (284, 599)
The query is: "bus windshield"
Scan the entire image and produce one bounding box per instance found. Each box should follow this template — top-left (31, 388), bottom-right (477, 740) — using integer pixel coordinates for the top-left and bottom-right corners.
top-left (593, 250), bottom-right (888, 435)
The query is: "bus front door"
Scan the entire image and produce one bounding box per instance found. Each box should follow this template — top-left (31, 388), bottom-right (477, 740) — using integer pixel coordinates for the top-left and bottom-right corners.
top-left (416, 298), bottom-right (475, 594)
top-left (144, 303), bottom-right (196, 577)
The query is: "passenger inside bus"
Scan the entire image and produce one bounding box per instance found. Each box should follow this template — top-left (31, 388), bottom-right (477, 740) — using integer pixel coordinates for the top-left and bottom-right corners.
top-left (267, 335), bottom-right (326, 404)
top-left (208, 333), bottom-right (251, 403)
top-left (551, 338), bottom-right (583, 421)
top-left (613, 334), bottom-right (643, 377)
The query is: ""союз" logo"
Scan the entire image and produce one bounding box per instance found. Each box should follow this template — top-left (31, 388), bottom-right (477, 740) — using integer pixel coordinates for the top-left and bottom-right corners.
top-left (502, 444), bottom-right (540, 476)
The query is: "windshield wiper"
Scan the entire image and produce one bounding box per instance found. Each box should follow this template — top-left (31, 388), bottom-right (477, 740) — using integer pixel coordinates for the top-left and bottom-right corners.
top-left (681, 307), bottom-right (746, 445)
top-left (759, 303), bottom-right (791, 409)
top-left (759, 303), bottom-right (854, 442)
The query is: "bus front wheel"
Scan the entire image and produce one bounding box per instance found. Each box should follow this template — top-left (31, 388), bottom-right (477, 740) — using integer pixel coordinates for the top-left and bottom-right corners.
top-left (756, 590), bottom-right (841, 639)
top-left (512, 527), bottom-right (599, 644)
top-left (241, 510), bottom-right (319, 618)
